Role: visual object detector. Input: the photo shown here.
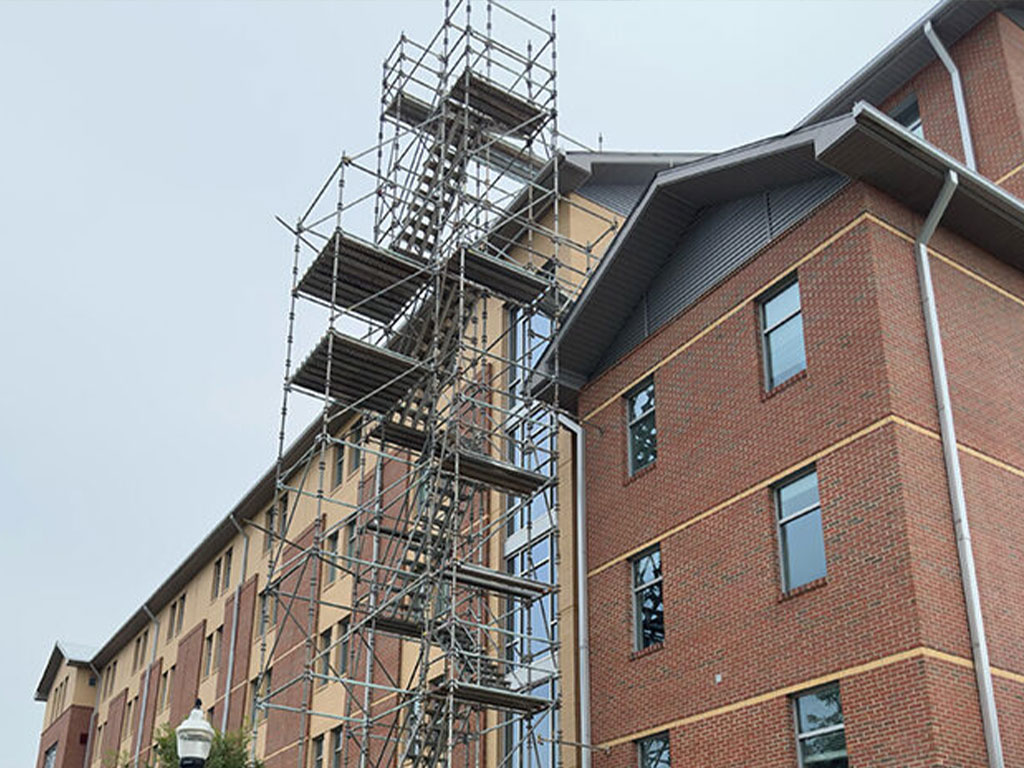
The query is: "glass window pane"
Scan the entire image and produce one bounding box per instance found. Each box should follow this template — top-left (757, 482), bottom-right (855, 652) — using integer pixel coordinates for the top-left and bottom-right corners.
top-left (796, 685), bottom-right (843, 731)
top-left (778, 471), bottom-right (819, 518)
top-left (640, 734), bottom-right (670, 768)
top-left (636, 583), bottom-right (664, 647)
top-left (766, 313), bottom-right (806, 387)
top-left (782, 508), bottom-right (827, 589)
top-left (630, 412), bottom-right (657, 470)
top-left (629, 382), bottom-right (655, 421)
top-left (764, 281), bottom-right (801, 328)
top-left (799, 732), bottom-right (847, 767)
top-left (633, 549), bottom-right (661, 586)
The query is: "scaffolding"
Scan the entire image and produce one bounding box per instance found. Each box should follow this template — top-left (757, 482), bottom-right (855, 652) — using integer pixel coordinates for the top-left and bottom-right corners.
top-left (253, 4), bottom-right (613, 768)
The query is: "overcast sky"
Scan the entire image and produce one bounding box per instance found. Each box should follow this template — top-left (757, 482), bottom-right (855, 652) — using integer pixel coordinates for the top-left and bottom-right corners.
top-left (1, 0), bottom-right (934, 761)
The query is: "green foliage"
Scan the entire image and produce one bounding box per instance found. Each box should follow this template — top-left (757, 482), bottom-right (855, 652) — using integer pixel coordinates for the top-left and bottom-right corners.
top-left (139, 722), bottom-right (263, 768)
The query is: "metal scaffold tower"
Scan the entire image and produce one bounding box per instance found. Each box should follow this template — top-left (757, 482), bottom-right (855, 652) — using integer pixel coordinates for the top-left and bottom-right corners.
top-left (253, 4), bottom-right (608, 768)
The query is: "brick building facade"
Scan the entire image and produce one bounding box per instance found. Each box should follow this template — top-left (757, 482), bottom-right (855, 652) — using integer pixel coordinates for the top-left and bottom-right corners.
top-left (34, 3), bottom-right (1024, 768)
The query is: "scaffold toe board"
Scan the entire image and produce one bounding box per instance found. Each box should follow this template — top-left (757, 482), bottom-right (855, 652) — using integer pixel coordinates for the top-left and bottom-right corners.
top-left (451, 562), bottom-right (555, 599)
top-left (290, 330), bottom-right (423, 413)
top-left (372, 614), bottom-right (425, 638)
top-left (453, 249), bottom-right (551, 306)
top-left (296, 231), bottom-right (429, 322)
top-left (449, 71), bottom-right (546, 139)
top-left (440, 681), bottom-right (553, 714)
top-left (441, 449), bottom-right (549, 496)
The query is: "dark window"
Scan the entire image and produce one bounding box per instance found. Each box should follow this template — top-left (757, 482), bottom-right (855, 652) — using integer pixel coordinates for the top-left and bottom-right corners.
top-left (776, 469), bottom-right (827, 590)
top-left (331, 726), bottom-right (343, 768)
top-left (627, 379), bottom-right (656, 473)
top-left (333, 442), bottom-right (345, 488)
top-left (312, 735), bottom-right (324, 768)
top-left (761, 277), bottom-right (806, 389)
top-left (794, 683), bottom-right (847, 767)
top-left (632, 547), bottom-right (664, 649)
top-left (325, 532), bottom-right (339, 584)
top-left (638, 733), bottom-right (670, 768)
top-left (892, 95), bottom-right (923, 139)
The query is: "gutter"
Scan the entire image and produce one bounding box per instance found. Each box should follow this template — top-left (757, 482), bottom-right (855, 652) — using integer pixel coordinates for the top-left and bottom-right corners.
top-left (915, 170), bottom-right (1004, 767)
top-left (133, 605), bottom-right (159, 768)
top-left (222, 513), bottom-right (251, 732)
top-left (82, 663), bottom-right (102, 768)
top-left (922, 21), bottom-right (976, 171)
top-left (557, 414), bottom-right (591, 768)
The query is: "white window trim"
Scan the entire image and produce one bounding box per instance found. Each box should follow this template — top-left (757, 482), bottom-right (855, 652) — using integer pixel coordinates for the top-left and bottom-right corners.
top-left (627, 380), bottom-right (656, 475)
top-left (760, 276), bottom-right (803, 389)
top-left (775, 468), bottom-right (824, 591)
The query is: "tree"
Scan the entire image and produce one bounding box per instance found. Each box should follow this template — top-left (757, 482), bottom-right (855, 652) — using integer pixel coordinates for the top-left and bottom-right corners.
top-left (140, 723), bottom-right (264, 768)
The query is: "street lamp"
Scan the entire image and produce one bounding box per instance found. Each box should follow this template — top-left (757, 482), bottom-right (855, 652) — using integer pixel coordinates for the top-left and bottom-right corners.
top-left (176, 699), bottom-right (214, 768)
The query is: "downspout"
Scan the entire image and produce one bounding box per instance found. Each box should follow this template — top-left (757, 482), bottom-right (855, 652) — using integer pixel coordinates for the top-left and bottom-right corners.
top-left (923, 21), bottom-right (977, 171)
top-left (82, 663), bottom-right (102, 768)
top-left (223, 513), bottom-right (251, 732)
top-left (558, 414), bottom-right (590, 768)
top-left (133, 605), bottom-right (160, 768)
top-left (916, 170), bottom-right (1003, 767)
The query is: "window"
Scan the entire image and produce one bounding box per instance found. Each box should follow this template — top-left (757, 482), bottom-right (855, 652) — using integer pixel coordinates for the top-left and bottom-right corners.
top-left (333, 443), bottom-right (345, 488)
top-left (318, 627), bottom-right (332, 686)
top-left (638, 733), bottom-right (670, 768)
top-left (214, 626), bottom-right (223, 674)
top-left (892, 95), bottom-right (923, 139)
top-left (176, 594), bottom-right (186, 636)
top-left (761, 277), bottom-right (806, 389)
top-left (631, 547), bottom-right (664, 649)
top-left (347, 420), bottom-right (362, 474)
top-left (345, 518), bottom-right (357, 560)
top-left (331, 726), bottom-right (343, 768)
top-left (158, 670), bottom-right (169, 711)
top-left (166, 666), bottom-right (176, 712)
top-left (266, 495), bottom-right (288, 552)
top-left (627, 379), bottom-right (656, 473)
top-left (776, 469), bottom-right (827, 591)
top-left (312, 735), bottom-right (324, 768)
top-left (203, 633), bottom-right (215, 678)
top-left (794, 683), bottom-right (847, 767)
top-left (335, 618), bottom-right (349, 676)
top-left (222, 548), bottom-right (232, 593)
top-left (325, 532), bottom-right (339, 584)
top-left (167, 602), bottom-right (176, 643)
top-left (42, 743), bottom-right (57, 768)
top-left (252, 669), bottom-right (271, 725)
top-left (132, 637), bottom-right (141, 673)
top-left (212, 558), bottom-right (222, 600)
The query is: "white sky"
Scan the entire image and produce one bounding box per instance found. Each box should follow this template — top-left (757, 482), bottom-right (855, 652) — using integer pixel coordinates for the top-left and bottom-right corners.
top-left (0, 1), bottom-right (933, 761)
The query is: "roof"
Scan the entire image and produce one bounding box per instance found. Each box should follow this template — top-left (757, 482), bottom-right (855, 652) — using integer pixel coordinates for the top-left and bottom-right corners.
top-left (798, 0), bottom-right (1024, 127)
top-left (35, 641), bottom-right (98, 701)
top-left (540, 104), bottom-right (1024, 403)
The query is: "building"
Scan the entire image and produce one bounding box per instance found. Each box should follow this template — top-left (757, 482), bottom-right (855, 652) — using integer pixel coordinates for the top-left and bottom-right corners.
top-left (34, 2), bottom-right (1024, 768)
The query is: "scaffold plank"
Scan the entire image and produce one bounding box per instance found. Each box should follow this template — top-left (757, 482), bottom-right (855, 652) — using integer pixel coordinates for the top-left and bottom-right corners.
top-left (290, 330), bottom-right (422, 413)
top-left (296, 232), bottom-right (429, 323)
top-left (439, 681), bottom-right (551, 714)
top-left (455, 248), bottom-right (550, 306)
top-left (449, 71), bottom-right (546, 138)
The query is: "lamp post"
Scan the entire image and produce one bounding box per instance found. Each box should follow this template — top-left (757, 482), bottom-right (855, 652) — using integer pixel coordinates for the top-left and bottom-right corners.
top-left (176, 699), bottom-right (214, 768)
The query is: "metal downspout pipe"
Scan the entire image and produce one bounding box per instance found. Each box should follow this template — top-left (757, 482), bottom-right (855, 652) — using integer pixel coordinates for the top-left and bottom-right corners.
top-left (923, 21), bottom-right (977, 171)
top-left (223, 513), bottom-right (251, 732)
top-left (133, 605), bottom-right (160, 768)
top-left (558, 414), bottom-right (590, 768)
top-left (916, 170), bottom-right (1003, 767)
top-left (82, 663), bottom-right (103, 768)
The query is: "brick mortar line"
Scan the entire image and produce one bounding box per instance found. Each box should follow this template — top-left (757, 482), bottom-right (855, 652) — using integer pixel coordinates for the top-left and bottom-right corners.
top-left (589, 416), bottom-right (1024, 577)
top-left (596, 646), bottom-right (1022, 749)
top-left (582, 211), bottom-right (1024, 423)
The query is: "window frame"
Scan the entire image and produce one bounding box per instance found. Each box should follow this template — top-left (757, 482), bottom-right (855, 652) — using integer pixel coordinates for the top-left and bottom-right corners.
top-left (774, 467), bottom-right (826, 592)
top-left (760, 275), bottom-right (806, 390)
top-left (626, 378), bottom-right (656, 475)
top-left (631, 546), bottom-right (664, 650)
top-left (891, 94), bottom-right (924, 139)
top-left (333, 442), bottom-right (345, 488)
top-left (325, 532), bottom-right (339, 584)
top-left (793, 682), bottom-right (847, 768)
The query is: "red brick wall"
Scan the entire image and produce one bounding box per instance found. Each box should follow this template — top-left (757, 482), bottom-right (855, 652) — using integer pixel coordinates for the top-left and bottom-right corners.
top-left (170, 620), bottom-right (206, 726)
top-left (217, 573), bottom-right (258, 731)
top-left (578, 179), bottom-right (1023, 763)
top-left (880, 12), bottom-right (1024, 183)
top-left (36, 704), bottom-right (93, 768)
top-left (137, 658), bottom-right (162, 765)
top-left (100, 689), bottom-right (126, 766)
